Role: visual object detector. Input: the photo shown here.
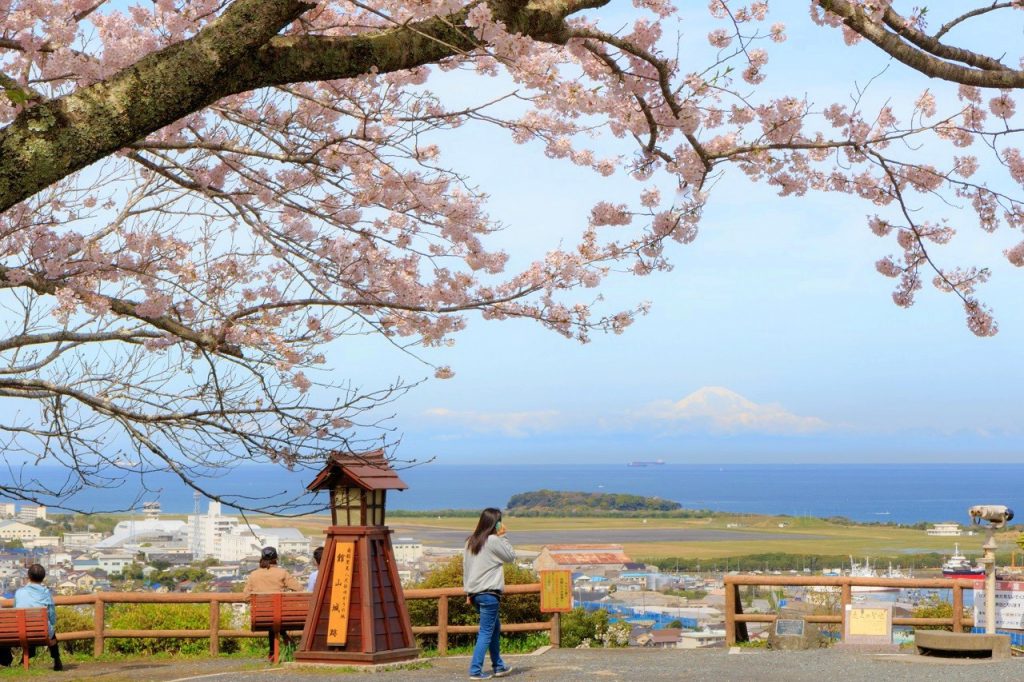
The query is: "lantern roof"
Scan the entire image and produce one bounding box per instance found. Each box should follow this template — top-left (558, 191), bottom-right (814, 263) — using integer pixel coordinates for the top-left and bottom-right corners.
top-left (307, 449), bottom-right (408, 492)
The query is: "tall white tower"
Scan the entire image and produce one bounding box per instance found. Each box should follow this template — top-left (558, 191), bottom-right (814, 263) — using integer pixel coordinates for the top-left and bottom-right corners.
top-left (190, 492), bottom-right (202, 558)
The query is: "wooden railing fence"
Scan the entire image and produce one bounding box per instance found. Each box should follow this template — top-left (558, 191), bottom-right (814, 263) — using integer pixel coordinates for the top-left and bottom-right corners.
top-left (0, 583), bottom-right (558, 657)
top-left (724, 575), bottom-right (977, 646)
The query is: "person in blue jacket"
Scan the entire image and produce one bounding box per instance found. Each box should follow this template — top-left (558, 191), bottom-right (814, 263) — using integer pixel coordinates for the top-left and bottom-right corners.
top-left (0, 564), bottom-right (63, 671)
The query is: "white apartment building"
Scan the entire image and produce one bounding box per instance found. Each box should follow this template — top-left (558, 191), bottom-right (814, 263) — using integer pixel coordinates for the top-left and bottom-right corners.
top-left (0, 503), bottom-right (14, 518)
top-left (97, 553), bottom-right (136, 575)
top-left (252, 527), bottom-right (310, 557)
top-left (926, 522), bottom-right (963, 536)
top-left (186, 501), bottom-right (241, 559)
top-left (16, 505), bottom-right (46, 523)
top-left (393, 538), bottom-right (423, 563)
top-left (185, 500), bottom-right (311, 562)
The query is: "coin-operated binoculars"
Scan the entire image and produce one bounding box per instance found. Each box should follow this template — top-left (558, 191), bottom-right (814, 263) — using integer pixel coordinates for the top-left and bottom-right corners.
top-left (968, 504), bottom-right (1014, 634)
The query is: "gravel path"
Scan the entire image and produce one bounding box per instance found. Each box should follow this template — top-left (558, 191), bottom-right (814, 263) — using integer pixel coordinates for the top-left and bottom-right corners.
top-left (12, 648), bottom-right (1024, 682)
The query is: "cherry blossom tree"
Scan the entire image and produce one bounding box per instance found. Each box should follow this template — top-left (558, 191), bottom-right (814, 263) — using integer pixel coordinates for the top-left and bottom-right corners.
top-left (1, 0), bottom-right (1022, 511)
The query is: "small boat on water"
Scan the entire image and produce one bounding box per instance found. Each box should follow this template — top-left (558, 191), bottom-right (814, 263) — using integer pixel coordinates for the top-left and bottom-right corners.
top-left (627, 459), bottom-right (666, 467)
top-left (942, 544), bottom-right (985, 580)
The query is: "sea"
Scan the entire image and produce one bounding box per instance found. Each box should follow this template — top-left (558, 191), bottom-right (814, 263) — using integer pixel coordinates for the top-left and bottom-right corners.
top-left (2, 462), bottom-right (1021, 525)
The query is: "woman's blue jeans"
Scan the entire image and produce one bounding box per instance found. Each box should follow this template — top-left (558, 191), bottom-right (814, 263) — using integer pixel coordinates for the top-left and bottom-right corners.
top-left (469, 593), bottom-right (506, 676)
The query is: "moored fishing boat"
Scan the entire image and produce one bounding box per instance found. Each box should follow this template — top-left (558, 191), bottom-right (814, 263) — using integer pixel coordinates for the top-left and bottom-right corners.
top-left (850, 556), bottom-right (900, 592)
top-left (942, 544), bottom-right (985, 580)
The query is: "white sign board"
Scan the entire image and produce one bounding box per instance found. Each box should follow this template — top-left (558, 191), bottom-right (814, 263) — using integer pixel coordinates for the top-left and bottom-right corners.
top-left (974, 580), bottom-right (1024, 629)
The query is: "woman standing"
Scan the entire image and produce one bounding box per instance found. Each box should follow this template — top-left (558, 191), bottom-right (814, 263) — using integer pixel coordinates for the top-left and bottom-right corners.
top-left (463, 507), bottom-right (516, 680)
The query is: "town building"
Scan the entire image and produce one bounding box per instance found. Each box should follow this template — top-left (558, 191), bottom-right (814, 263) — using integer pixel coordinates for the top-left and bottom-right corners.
top-left (0, 520), bottom-right (42, 542)
top-left (16, 504), bottom-right (46, 523)
top-left (143, 502), bottom-right (161, 520)
top-left (926, 522), bottom-right (962, 536)
top-left (97, 552), bottom-right (137, 575)
top-left (393, 538), bottom-right (423, 563)
top-left (24, 535), bottom-right (60, 549)
top-left (186, 501), bottom-right (238, 559)
top-left (183, 500), bottom-right (311, 562)
top-left (0, 503), bottom-right (14, 518)
top-left (94, 519), bottom-right (187, 551)
top-left (533, 544), bottom-right (633, 576)
top-left (63, 532), bottom-right (105, 550)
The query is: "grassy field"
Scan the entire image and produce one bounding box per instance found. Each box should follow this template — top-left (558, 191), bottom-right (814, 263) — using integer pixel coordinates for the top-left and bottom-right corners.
top-left (247, 512), bottom-right (1021, 562)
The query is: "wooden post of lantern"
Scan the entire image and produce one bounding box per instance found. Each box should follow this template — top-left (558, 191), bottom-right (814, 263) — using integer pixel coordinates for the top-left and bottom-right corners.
top-left (295, 450), bottom-right (419, 664)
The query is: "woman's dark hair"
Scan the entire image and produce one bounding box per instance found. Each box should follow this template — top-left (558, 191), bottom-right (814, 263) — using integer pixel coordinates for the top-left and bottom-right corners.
top-left (466, 507), bottom-right (502, 556)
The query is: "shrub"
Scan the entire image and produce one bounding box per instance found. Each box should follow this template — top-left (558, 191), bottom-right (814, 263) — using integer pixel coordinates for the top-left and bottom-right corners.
top-left (56, 606), bottom-right (95, 655)
top-left (406, 556), bottom-right (542, 650)
top-left (559, 607), bottom-right (608, 648)
top-left (912, 595), bottom-right (954, 631)
top-left (103, 602), bottom-right (236, 656)
top-left (559, 607), bottom-right (630, 648)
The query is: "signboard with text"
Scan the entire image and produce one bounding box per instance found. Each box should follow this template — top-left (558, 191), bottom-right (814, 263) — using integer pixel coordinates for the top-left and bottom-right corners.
top-left (844, 603), bottom-right (892, 644)
top-left (539, 570), bottom-right (573, 613)
top-left (775, 619), bottom-right (805, 637)
top-left (326, 541), bottom-right (355, 645)
top-left (974, 580), bottom-right (1024, 629)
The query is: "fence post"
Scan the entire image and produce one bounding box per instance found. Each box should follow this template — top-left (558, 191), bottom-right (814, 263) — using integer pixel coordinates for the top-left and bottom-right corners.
top-left (840, 582), bottom-right (851, 641)
top-left (93, 597), bottom-right (105, 657)
top-left (952, 584), bottom-right (963, 633)
top-left (725, 580), bottom-right (736, 646)
top-left (437, 595), bottom-right (449, 656)
top-left (210, 600), bottom-right (220, 656)
top-left (550, 612), bottom-right (560, 648)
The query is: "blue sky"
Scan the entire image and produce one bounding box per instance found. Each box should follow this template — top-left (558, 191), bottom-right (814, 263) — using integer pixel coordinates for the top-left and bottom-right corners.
top-left (319, 3), bottom-right (1024, 465)
top-left (7, 2), bottom-right (1019, 473)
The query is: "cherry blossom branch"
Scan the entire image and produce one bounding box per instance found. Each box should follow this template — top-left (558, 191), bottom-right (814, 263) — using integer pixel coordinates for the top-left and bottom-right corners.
top-left (818, 0), bottom-right (1024, 87)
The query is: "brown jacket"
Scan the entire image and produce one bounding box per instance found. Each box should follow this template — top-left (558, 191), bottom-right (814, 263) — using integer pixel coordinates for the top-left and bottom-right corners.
top-left (244, 565), bottom-right (302, 594)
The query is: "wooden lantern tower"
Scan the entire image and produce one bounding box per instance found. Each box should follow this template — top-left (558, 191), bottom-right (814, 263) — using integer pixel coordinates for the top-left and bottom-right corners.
top-left (294, 450), bottom-right (418, 664)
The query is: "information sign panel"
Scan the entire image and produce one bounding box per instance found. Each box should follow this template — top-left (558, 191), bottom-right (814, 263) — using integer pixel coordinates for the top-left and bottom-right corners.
top-left (843, 602), bottom-right (892, 644)
top-left (775, 619), bottom-right (805, 637)
top-left (539, 570), bottom-right (573, 613)
top-left (974, 580), bottom-right (1024, 629)
top-left (326, 541), bottom-right (355, 645)
top-left (848, 607), bottom-right (888, 636)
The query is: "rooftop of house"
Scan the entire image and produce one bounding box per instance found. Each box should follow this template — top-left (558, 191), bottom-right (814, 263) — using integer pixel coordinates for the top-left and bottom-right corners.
top-left (649, 628), bottom-right (684, 644)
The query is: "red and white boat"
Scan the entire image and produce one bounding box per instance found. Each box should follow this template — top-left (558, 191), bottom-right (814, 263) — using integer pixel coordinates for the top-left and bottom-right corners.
top-left (942, 544), bottom-right (985, 580)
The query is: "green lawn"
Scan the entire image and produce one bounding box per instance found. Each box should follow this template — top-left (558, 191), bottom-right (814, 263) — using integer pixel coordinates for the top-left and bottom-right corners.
top-left (249, 513), bottom-right (1016, 561)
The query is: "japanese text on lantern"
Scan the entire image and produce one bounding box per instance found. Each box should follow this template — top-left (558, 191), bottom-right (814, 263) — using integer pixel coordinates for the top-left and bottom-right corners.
top-left (539, 570), bottom-right (572, 613)
top-left (327, 542), bottom-right (355, 645)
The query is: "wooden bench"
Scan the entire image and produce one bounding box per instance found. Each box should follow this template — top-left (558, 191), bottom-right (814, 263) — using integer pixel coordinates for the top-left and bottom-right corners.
top-left (250, 593), bottom-right (310, 663)
top-left (0, 608), bottom-right (50, 670)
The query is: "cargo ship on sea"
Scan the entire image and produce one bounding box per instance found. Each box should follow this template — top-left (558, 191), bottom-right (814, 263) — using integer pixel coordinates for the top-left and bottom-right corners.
top-left (941, 544), bottom-right (985, 580)
top-left (627, 459), bottom-right (666, 467)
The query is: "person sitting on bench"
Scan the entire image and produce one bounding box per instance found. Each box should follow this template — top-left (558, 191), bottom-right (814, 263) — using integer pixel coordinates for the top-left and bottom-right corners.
top-left (0, 564), bottom-right (62, 671)
top-left (245, 547), bottom-right (301, 661)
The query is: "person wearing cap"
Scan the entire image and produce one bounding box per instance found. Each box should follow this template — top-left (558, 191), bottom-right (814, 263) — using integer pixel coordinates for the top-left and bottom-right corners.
top-left (245, 546), bottom-right (302, 660)
top-left (245, 547), bottom-right (302, 594)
